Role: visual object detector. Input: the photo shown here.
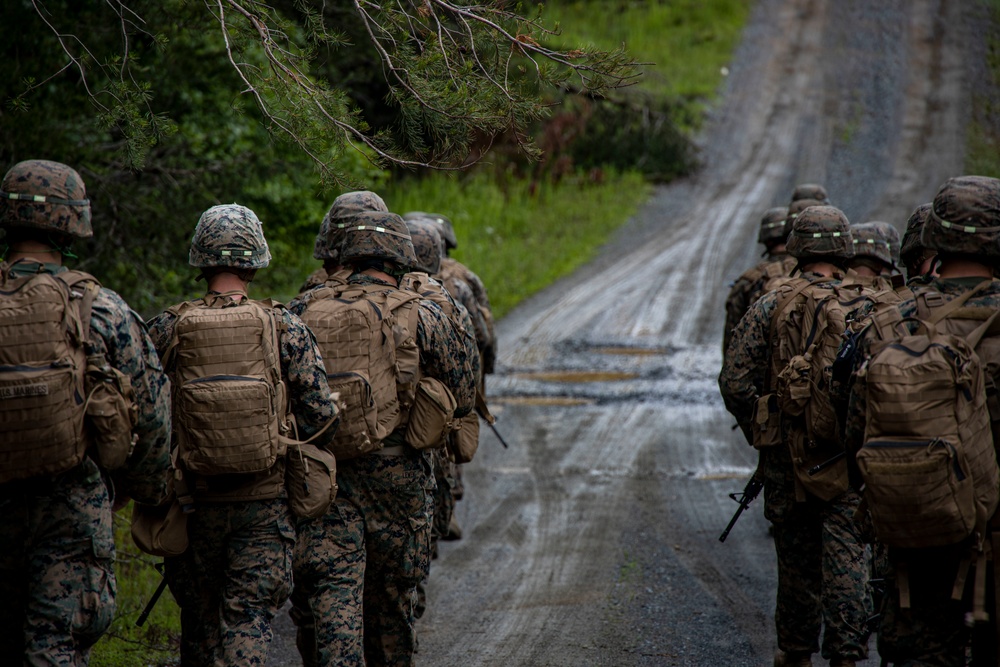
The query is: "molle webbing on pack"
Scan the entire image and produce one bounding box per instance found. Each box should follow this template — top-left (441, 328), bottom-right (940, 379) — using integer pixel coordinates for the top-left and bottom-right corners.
top-left (300, 282), bottom-right (421, 460)
top-left (858, 281), bottom-right (1000, 548)
top-left (0, 270), bottom-right (99, 481)
top-left (167, 297), bottom-right (288, 476)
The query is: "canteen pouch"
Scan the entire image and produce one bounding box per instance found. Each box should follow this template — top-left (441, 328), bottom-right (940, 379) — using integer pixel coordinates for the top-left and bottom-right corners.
top-left (448, 413), bottom-right (481, 464)
top-left (131, 499), bottom-right (189, 557)
top-left (285, 443), bottom-right (338, 519)
top-left (84, 356), bottom-right (137, 470)
top-left (752, 393), bottom-right (782, 449)
top-left (405, 376), bottom-right (458, 450)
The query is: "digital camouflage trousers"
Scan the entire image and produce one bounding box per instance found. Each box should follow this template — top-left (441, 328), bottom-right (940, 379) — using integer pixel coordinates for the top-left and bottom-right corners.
top-left (0, 459), bottom-right (116, 667)
top-left (164, 497), bottom-right (295, 667)
top-left (337, 449), bottom-right (434, 667)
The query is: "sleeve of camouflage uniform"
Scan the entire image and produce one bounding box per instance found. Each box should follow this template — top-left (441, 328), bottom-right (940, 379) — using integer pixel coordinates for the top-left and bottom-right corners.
top-left (723, 276), bottom-right (753, 355)
top-left (279, 309), bottom-right (338, 445)
top-left (448, 278), bottom-right (490, 374)
top-left (92, 289), bottom-right (172, 505)
top-left (416, 299), bottom-right (477, 417)
top-left (462, 267), bottom-right (497, 374)
top-left (718, 291), bottom-right (779, 444)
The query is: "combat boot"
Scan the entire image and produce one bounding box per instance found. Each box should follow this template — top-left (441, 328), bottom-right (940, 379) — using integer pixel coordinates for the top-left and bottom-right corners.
top-left (773, 650), bottom-right (813, 667)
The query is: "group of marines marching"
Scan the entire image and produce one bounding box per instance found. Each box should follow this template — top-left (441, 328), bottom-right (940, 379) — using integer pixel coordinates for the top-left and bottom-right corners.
top-left (720, 177), bottom-right (1000, 666)
top-left (8, 154), bottom-right (1000, 667)
top-left (0, 159), bottom-right (496, 666)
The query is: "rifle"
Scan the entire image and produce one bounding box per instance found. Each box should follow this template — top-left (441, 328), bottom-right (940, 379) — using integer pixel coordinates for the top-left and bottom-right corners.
top-left (719, 470), bottom-right (764, 542)
top-left (808, 450), bottom-right (846, 476)
top-left (136, 562), bottom-right (168, 627)
top-left (475, 388), bottom-right (508, 449)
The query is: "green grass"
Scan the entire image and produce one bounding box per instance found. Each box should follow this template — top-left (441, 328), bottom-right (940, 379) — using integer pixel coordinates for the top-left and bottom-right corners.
top-left (966, 0), bottom-right (1000, 176)
top-left (541, 0), bottom-right (751, 127)
top-left (91, 509), bottom-right (181, 667)
top-left (382, 169), bottom-right (652, 320)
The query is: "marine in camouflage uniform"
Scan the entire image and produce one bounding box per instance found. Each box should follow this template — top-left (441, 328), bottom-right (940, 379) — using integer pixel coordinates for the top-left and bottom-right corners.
top-left (289, 191), bottom-right (391, 667)
top-left (406, 211), bottom-right (496, 376)
top-left (843, 176), bottom-right (1000, 667)
top-left (403, 219), bottom-right (480, 540)
top-left (0, 160), bottom-right (171, 665)
top-left (290, 211), bottom-right (476, 667)
top-left (298, 191), bottom-right (389, 294)
top-left (401, 217), bottom-right (482, 619)
top-left (723, 205), bottom-right (795, 355)
top-left (899, 202), bottom-right (938, 287)
top-left (791, 183), bottom-right (831, 205)
top-left (148, 204), bottom-right (336, 667)
top-left (720, 206), bottom-right (871, 667)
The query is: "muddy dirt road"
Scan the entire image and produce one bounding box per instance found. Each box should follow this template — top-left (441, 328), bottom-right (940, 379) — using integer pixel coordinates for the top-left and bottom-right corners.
top-left (269, 0), bottom-right (988, 665)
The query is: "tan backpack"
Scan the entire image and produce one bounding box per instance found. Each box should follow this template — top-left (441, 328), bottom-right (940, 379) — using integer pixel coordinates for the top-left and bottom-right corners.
top-left (0, 270), bottom-right (100, 481)
top-left (164, 295), bottom-right (291, 475)
top-left (299, 282), bottom-right (421, 459)
top-left (856, 284), bottom-right (1000, 548)
top-left (770, 278), bottom-right (874, 500)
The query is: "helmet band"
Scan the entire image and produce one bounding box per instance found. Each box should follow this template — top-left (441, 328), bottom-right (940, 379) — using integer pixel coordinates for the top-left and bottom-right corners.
top-left (0, 190), bottom-right (90, 207)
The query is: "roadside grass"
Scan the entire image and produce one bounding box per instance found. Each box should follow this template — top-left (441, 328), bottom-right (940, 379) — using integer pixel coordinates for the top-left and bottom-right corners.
top-left (967, 0), bottom-right (1000, 176)
top-left (541, 0), bottom-right (751, 128)
top-left (90, 510), bottom-right (181, 667)
top-left (381, 169), bottom-right (652, 320)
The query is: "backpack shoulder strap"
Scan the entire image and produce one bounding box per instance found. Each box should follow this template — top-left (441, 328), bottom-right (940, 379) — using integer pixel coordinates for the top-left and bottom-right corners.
top-left (922, 280), bottom-right (994, 325)
top-left (767, 277), bottom-right (827, 347)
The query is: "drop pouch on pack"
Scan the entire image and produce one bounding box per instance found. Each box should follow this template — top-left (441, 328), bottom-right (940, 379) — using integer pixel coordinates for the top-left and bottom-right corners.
top-left (449, 413), bottom-right (481, 464)
top-left (84, 356), bottom-right (138, 470)
top-left (285, 443), bottom-right (338, 519)
top-left (752, 393), bottom-right (782, 449)
top-left (776, 353), bottom-right (812, 417)
top-left (405, 376), bottom-right (458, 450)
top-left (131, 498), bottom-right (189, 557)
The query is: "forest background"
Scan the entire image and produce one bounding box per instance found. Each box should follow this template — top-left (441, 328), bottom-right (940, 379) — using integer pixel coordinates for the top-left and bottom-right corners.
top-left (2, 0), bottom-right (999, 665)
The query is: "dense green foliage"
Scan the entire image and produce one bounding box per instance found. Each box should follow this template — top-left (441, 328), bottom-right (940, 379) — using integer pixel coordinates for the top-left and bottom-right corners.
top-left (966, 0), bottom-right (1000, 177)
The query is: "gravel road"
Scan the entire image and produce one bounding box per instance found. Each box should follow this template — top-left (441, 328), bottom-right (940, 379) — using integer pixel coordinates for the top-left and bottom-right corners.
top-left (269, 0), bottom-right (990, 664)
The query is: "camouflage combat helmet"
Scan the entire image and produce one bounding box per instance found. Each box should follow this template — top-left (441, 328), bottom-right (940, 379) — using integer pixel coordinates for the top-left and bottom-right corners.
top-left (404, 217), bottom-right (444, 275)
top-left (900, 203), bottom-right (933, 268)
top-left (341, 210), bottom-right (417, 269)
top-left (0, 160), bottom-right (92, 238)
top-left (313, 191), bottom-right (388, 261)
top-left (790, 183), bottom-right (830, 205)
top-left (923, 175), bottom-right (1000, 259)
top-left (785, 197), bottom-right (825, 232)
top-left (404, 211), bottom-right (457, 250)
top-left (786, 205), bottom-right (855, 260)
top-left (189, 203), bottom-right (271, 269)
top-left (757, 206), bottom-right (791, 246)
top-left (851, 221), bottom-right (900, 268)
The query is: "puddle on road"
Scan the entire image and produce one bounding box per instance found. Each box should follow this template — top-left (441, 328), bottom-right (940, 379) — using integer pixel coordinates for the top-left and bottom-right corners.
top-left (513, 370), bottom-right (637, 382)
top-left (492, 396), bottom-right (596, 406)
top-left (591, 346), bottom-right (668, 356)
